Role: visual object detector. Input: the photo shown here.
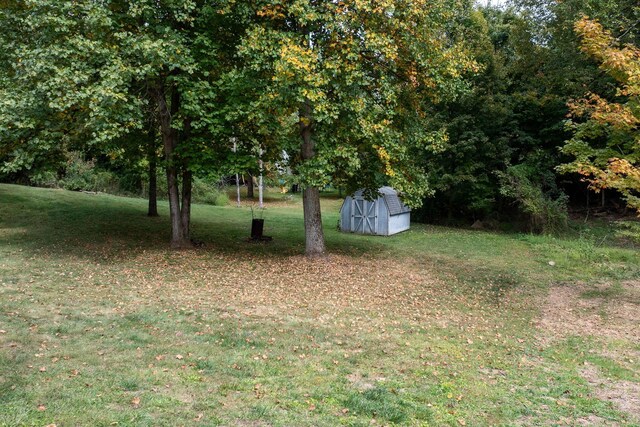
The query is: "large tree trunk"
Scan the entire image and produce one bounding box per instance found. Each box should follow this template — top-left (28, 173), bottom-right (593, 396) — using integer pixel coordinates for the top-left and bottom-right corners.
top-left (247, 173), bottom-right (254, 198)
top-left (303, 187), bottom-right (325, 256)
top-left (299, 102), bottom-right (326, 257)
top-left (147, 126), bottom-right (159, 217)
top-left (153, 83), bottom-right (191, 249)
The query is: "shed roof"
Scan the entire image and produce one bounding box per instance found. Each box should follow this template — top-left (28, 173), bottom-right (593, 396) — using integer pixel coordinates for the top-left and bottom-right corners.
top-left (379, 186), bottom-right (411, 216)
top-left (350, 186), bottom-right (410, 216)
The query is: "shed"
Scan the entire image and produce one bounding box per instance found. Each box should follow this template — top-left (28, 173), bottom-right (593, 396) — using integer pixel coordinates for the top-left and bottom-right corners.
top-left (339, 187), bottom-right (411, 236)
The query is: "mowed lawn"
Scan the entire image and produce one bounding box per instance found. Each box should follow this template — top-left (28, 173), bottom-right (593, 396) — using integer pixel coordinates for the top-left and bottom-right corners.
top-left (1, 183), bottom-right (639, 427)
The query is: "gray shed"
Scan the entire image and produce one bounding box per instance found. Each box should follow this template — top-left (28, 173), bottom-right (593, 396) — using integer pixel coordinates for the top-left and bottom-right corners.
top-left (339, 187), bottom-right (411, 236)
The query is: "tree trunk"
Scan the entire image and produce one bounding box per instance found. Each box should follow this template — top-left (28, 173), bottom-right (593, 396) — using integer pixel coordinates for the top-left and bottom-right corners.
top-left (247, 173), bottom-right (254, 198)
top-left (181, 169), bottom-right (192, 241)
top-left (153, 82), bottom-right (191, 249)
top-left (299, 102), bottom-right (326, 257)
top-left (147, 126), bottom-right (159, 217)
top-left (303, 187), bottom-right (325, 256)
top-left (166, 164), bottom-right (188, 248)
top-left (180, 118), bottom-right (193, 242)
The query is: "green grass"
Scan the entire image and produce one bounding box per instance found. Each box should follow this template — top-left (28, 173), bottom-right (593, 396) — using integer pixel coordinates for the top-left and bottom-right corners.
top-left (1, 183), bottom-right (639, 426)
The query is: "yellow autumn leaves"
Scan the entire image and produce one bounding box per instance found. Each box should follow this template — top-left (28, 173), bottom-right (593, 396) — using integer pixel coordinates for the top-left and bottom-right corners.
top-left (564, 16), bottom-right (640, 213)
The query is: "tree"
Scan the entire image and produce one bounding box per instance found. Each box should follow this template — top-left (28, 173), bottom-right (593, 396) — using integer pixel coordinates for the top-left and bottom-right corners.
top-left (415, 5), bottom-right (571, 230)
top-left (0, 1), bottom-right (236, 247)
top-left (416, 0), bottom-right (638, 228)
top-left (560, 16), bottom-right (640, 213)
top-left (226, 0), bottom-right (477, 256)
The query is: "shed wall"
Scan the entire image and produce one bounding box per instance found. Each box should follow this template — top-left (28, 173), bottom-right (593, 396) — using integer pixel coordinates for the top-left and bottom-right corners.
top-left (340, 196), bottom-right (352, 232)
top-left (388, 212), bottom-right (411, 235)
top-left (377, 201), bottom-right (389, 236)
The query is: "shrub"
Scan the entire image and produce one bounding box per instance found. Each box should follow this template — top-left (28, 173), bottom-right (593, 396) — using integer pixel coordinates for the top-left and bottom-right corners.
top-left (497, 164), bottom-right (569, 235)
top-left (58, 152), bottom-right (120, 193)
top-left (30, 170), bottom-right (59, 188)
top-left (212, 191), bottom-right (229, 206)
top-left (192, 177), bottom-right (229, 206)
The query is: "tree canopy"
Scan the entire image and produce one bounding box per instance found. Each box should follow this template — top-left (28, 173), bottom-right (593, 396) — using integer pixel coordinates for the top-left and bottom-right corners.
top-left (2, 0), bottom-right (639, 252)
top-left (1, 0), bottom-right (240, 247)
top-left (225, 0), bottom-right (478, 254)
top-left (560, 16), bottom-right (640, 213)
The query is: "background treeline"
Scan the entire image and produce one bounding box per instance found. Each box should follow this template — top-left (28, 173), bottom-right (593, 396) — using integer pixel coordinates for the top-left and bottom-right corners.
top-left (414, 0), bottom-right (639, 232)
top-left (1, 0), bottom-right (638, 236)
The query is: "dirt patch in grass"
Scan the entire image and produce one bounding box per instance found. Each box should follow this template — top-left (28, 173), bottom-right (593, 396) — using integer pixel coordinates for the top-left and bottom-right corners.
top-left (537, 281), bottom-right (640, 344)
top-left (536, 281), bottom-right (640, 423)
top-left (346, 372), bottom-right (385, 391)
top-left (516, 414), bottom-right (620, 426)
top-left (580, 363), bottom-right (640, 423)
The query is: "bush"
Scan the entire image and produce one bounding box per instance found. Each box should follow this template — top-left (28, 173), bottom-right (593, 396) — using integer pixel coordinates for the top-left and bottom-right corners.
top-left (212, 191), bottom-right (229, 206)
top-left (30, 170), bottom-right (59, 188)
top-left (24, 151), bottom-right (228, 206)
top-left (153, 174), bottom-right (228, 206)
top-left (192, 176), bottom-right (228, 206)
top-left (497, 164), bottom-right (569, 235)
top-left (58, 152), bottom-right (120, 193)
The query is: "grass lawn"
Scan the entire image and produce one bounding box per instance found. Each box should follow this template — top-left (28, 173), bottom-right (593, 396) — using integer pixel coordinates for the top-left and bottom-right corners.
top-left (1, 183), bottom-right (639, 426)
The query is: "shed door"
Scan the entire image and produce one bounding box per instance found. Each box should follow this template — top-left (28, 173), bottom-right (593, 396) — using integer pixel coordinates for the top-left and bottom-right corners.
top-left (351, 199), bottom-right (378, 234)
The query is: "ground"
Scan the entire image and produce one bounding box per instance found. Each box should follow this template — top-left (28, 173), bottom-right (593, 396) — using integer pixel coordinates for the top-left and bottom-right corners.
top-left (1, 184), bottom-right (639, 426)
top-left (539, 281), bottom-right (640, 424)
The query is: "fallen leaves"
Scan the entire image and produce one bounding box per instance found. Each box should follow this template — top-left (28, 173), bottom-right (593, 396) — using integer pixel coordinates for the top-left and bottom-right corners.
top-left (131, 396), bottom-right (141, 408)
top-left (253, 383), bottom-right (264, 399)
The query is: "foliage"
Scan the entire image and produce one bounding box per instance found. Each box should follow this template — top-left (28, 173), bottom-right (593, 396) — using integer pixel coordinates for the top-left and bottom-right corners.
top-left (162, 175), bottom-right (229, 207)
top-left (417, 7), bottom-right (515, 223)
top-left (225, 0), bottom-right (478, 207)
top-left (418, 0), bottom-right (639, 226)
top-left (3, 0), bottom-right (639, 240)
top-left (417, 5), bottom-right (570, 225)
top-left (0, 1), bottom-right (144, 169)
top-left (57, 152), bottom-right (120, 193)
top-left (0, 0), bottom-right (245, 246)
top-left (497, 163), bottom-right (569, 234)
top-left (560, 16), bottom-right (640, 213)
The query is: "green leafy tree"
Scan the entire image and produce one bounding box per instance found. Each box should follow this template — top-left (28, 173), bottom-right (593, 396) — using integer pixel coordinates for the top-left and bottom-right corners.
top-left (225, 0), bottom-right (477, 256)
top-left (418, 0), bottom-right (638, 228)
top-left (0, 1), bottom-right (236, 247)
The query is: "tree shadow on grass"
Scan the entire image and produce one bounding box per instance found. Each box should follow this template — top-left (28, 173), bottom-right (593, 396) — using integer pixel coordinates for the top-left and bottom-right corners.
top-left (0, 184), bottom-right (386, 264)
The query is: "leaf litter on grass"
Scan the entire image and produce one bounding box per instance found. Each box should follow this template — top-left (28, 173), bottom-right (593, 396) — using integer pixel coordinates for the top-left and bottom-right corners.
top-left (2, 245), bottom-right (540, 425)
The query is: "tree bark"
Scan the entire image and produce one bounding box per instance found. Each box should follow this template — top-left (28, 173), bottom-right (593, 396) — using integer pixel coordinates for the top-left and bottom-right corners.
top-left (180, 118), bottom-right (193, 242)
top-left (147, 125), bottom-right (159, 217)
top-left (247, 173), bottom-right (254, 198)
top-left (303, 187), bottom-right (325, 256)
top-left (299, 102), bottom-right (326, 257)
top-left (153, 82), bottom-right (191, 249)
top-left (181, 169), bottom-right (192, 241)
